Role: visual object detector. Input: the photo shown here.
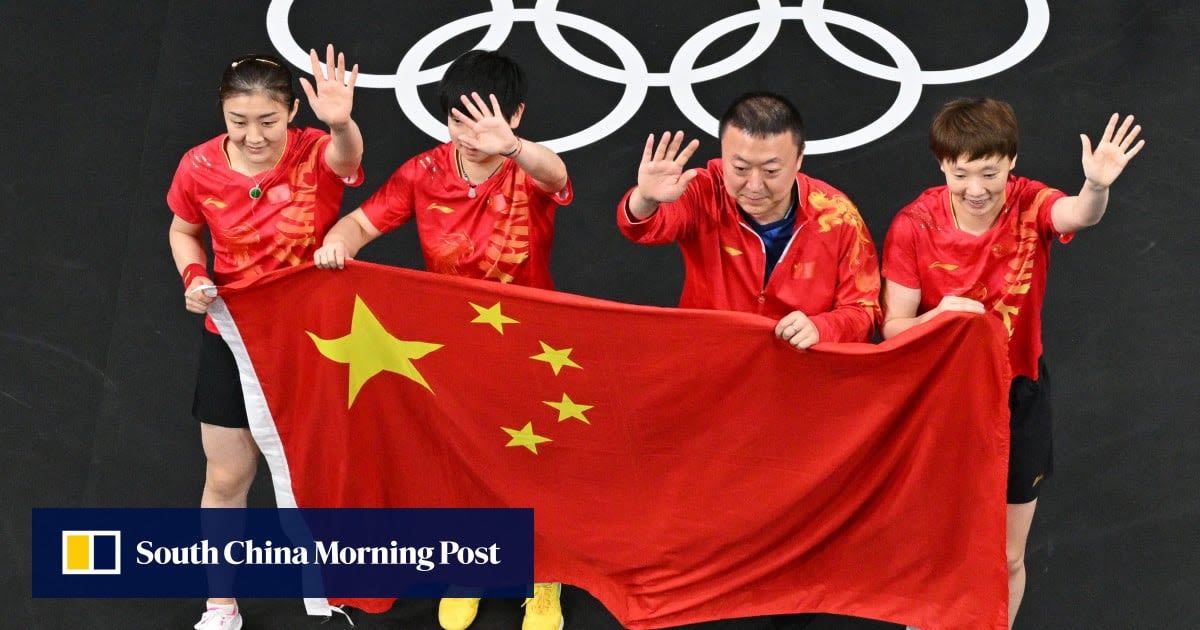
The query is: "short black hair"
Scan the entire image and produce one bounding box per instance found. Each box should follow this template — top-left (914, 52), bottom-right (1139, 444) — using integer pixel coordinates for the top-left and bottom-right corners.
top-left (718, 91), bottom-right (806, 153)
top-left (437, 50), bottom-right (527, 120)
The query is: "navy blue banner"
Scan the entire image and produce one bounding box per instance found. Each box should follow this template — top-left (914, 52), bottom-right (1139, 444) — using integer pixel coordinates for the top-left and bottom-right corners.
top-left (33, 508), bottom-right (533, 598)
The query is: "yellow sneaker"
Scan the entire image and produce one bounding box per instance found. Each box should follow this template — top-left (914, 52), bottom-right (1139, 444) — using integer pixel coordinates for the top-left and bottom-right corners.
top-left (521, 582), bottom-right (564, 630)
top-left (437, 597), bottom-right (480, 630)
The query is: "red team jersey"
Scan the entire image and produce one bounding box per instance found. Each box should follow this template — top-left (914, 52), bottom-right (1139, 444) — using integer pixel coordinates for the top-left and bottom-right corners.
top-left (360, 142), bottom-right (574, 289)
top-left (618, 160), bottom-right (881, 343)
top-left (168, 127), bottom-right (362, 330)
top-left (882, 175), bottom-right (1070, 380)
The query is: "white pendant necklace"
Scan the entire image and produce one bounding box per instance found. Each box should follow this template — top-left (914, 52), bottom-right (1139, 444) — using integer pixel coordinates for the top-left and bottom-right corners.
top-left (456, 149), bottom-right (502, 199)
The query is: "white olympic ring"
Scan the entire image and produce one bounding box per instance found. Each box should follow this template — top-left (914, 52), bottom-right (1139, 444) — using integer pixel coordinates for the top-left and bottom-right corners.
top-left (266, 0), bottom-right (1049, 154)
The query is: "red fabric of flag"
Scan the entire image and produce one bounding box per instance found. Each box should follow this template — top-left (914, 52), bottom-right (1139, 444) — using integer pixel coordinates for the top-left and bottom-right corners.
top-left (208, 260), bottom-right (1010, 630)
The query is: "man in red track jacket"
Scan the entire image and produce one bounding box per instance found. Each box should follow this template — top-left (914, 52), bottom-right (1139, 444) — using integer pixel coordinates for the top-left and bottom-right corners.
top-left (617, 91), bottom-right (880, 348)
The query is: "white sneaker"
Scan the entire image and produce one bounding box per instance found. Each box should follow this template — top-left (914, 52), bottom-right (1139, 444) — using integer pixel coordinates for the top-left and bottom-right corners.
top-left (194, 603), bottom-right (243, 630)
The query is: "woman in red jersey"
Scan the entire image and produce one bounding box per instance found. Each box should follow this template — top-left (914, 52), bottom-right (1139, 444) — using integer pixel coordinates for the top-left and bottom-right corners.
top-left (166, 45), bottom-right (363, 630)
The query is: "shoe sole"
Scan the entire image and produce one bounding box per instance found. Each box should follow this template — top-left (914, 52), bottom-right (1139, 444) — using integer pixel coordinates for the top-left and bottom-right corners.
top-left (521, 614), bottom-right (564, 630)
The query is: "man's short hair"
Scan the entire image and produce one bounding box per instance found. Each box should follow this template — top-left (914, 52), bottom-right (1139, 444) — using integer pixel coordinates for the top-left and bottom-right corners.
top-left (718, 92), bottom-right (806, 153)
top-left (929, 97), bottom-right (1019, 162)
top-left (438, 50), bottom-right (527, 120)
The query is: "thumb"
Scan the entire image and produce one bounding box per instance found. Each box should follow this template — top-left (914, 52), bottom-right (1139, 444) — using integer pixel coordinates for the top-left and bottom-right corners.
top-left (299, 77), bottom-right (317, 102)
top-left (677, 168), bottom-right (700, 188)
top-left (1079, 133), bottom-right (1093, 157)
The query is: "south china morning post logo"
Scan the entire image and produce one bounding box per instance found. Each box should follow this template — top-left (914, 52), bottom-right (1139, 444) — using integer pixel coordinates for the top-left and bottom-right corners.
top-left (133, 537), bottom-right (500, 572)
top-left (61, 530), bottom-right (121, 575)
top-left (33, 508), bottom-right (533, 598)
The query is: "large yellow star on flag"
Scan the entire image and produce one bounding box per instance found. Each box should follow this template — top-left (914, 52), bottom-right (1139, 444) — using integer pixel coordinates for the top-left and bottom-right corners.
top-left (544, 393), bottom-right (593, 424)
top-left (308, 295), bottom-right (443, 408)
top-left (502, 422), bottom-right (552, 454)
top-left (469, 301), bottom-right (518, 334)
top-left (530, 341), bottom-right (581, 375)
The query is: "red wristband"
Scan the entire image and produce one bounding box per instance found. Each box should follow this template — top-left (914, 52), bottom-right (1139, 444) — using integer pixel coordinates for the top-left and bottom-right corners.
top-left (182, 263), bottom-right (208, 289)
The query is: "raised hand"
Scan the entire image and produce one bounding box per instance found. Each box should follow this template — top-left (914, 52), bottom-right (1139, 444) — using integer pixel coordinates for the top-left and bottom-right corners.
top-left (300, 44), bottom-right (359, 127)
top-left (451, 92), bottom-right (519, 156)
top-left (1081, 113), bottom-right (1145, 189)
top-left (637, 131), bottom-right (701, 205)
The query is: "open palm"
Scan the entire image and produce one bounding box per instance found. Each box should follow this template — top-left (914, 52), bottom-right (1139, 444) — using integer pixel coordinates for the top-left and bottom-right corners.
top-left (300, 44), bottom-right (358, 127)
top-left (1081, 113), bottom-right (1144, 188)
top-left (637, 131), bottom-right (701, 204)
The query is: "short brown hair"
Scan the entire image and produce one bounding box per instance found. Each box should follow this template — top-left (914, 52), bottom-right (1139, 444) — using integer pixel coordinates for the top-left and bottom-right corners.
top-left (929, 97), bottom-right (1019, 163)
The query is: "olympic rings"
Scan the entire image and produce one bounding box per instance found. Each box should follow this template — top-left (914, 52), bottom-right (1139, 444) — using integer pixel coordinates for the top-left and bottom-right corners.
top-left (266, 0), bottom-right (1049, 154)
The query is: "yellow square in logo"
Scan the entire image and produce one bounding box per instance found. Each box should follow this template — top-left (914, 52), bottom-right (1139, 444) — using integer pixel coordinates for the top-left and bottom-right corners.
top-left (61, 530), bottom-right (121, 575)
top-left (65, 534), bottom-right (90, 571)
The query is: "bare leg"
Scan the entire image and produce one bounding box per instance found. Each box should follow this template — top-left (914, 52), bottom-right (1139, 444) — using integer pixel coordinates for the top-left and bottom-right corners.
top-left (1006, 500), bottom-right (1038, 629)
top-left (200, 423), bottom-right (259, 606)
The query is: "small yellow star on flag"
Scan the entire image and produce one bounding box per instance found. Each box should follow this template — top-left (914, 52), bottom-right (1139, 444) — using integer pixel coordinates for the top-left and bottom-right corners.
top-left (502, 422), bottom-right (552, 454)
top-left (530, 341), bottom-right (581, 375)
top-left (469, 301), bottom-right (518, 334)
top-left (544, 393), bottom-right (593, 424)
top-left (308, 295), bottom-right (443, 408)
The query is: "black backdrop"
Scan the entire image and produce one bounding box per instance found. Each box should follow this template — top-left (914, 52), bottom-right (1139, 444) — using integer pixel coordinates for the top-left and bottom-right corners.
top-left (4, 2), bottom-right (1197, 628)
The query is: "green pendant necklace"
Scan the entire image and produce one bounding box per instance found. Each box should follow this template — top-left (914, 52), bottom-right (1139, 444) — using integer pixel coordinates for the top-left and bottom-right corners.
top-left (248, 171), bottom-right (266, 200)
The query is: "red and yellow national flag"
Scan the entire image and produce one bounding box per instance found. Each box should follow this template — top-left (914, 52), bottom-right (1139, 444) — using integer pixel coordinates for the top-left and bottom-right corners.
top-left (208, 261), bottom-right (1010, 630)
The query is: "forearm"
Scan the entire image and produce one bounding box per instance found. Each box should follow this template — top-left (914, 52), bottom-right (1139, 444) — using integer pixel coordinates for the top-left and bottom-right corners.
top-left (810, 302), bottom-right (879, 343)
top-left (322, 210), bottom-right (376, 258)
top-left (324, 120), bottom-right (365, 179)
top-left (169, 227), bottom-right (207, 274)
top-left (1071, 179), bottom-right (1110, 227)
top-left (626, 188), bottom-right (661, 221)
top-left (814, 226), bottom-right (882, 342)
top-left (881, 311), bottom-right (938, 340)
top-left (509, 138), bottom-right (568, 193)
top-left (1051, 182), bottom-right (1109, 235)
top-left (168, 225), bottom-right (214, 305)
top-left (616, 188), bottom-right (683, 245)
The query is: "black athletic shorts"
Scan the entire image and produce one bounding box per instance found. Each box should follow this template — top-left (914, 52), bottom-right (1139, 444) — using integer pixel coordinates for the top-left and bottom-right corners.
top-left (1007, 357), bottom-right (1053, 504)
top-left (192, 328), bottom-right (249, 428)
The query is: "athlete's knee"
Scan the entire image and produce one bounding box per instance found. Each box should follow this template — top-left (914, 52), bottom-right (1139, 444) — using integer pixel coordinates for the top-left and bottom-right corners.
top-left (204, 457), bottom-right (256, 499)
top-left (1006, 542), bottom-right (1027, 578)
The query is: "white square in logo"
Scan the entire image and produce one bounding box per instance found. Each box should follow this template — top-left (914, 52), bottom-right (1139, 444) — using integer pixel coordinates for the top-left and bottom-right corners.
top-left (62, 530), bottom-right (121, 575)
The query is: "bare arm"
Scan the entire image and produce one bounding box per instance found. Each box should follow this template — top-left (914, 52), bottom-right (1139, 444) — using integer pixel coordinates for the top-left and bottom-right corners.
top-left (313, 209), bottom-right (383, 269)
top-left (300, 44), bottom-right (364, 179)
top-left (1050, 113), bottom-right (1145, 234)
top-left (323, 121), bottom-right (364, 180)
top-left (168, 216), bottom-right (216, 313)
top-left (506, 136), bottom-right (568, 193)
top-left (881, 280), bottom-right (985, 339)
